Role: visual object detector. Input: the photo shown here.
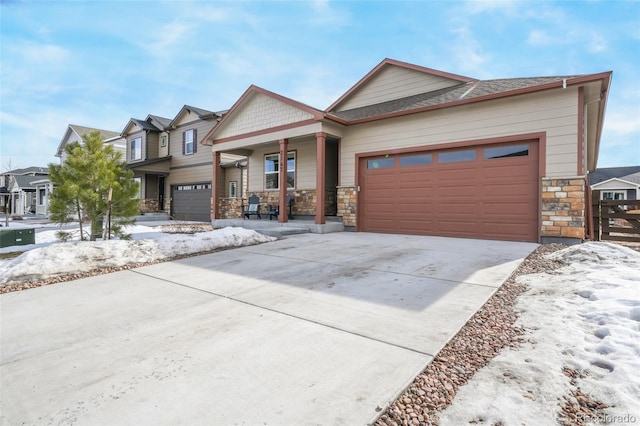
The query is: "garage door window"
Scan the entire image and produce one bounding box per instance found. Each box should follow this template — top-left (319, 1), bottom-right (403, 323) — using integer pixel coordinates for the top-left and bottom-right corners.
top-left (484, 145), bottom-right (529, 159)
top-left (438, 149), bottom-right (476, 163)
top-left (367, 158), bottom-right (394, 169)
top-left (400, 154), bottom-right (432, 166)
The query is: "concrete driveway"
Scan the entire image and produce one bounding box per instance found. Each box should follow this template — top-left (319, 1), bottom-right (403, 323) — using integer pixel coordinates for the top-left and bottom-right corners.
top-left (1, 232), bottom-right (537, 425)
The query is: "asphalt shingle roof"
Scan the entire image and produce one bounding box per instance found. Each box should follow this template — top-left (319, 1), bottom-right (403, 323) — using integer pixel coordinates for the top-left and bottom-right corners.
top-left (147, 115), bottom-right (173, 129)
top-left (70, 124), bottom-right (120, 141)
top-left (329, 76), bottom-right (582, 121)
top-left (588, 166), bottom-right (640, 185)
top-left (5, 167), bottom-right (49, 175)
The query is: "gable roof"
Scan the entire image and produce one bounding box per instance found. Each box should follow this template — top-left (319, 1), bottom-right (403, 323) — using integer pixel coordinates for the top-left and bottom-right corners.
top-left (201, 85), bottom-right (327, 143)
top-left (328, 58), bottom-right (475, 112)
top-left (588, 166), bottom-right (640, 185)
top-left (169, 105), bottom-right (220, 128)
top-left (329, 74), bottom-right (601, 122)
top-left (11, 174), bottom-right (38, 190)
top-left (147, 114), bottom-right (172, 129)
top-left (4, 166), bottom-right (49, 175)
top-left (56, 124), bottom-right (121, 157)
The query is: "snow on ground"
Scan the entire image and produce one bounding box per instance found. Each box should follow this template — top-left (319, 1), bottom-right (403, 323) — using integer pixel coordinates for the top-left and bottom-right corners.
top-left (440, 242), bottom-right (640, 425)
top-left (0, 225), bottom-right (275, 286)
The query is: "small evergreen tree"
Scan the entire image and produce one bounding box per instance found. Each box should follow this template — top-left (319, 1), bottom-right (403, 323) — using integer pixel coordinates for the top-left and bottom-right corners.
top-left (49, 131), bottom-right (139, 241)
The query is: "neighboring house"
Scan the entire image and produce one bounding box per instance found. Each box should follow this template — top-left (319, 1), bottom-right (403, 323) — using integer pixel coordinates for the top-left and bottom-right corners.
top-left (31, 124), bottom-right (128, 217)
top-left (123, 105), bottom-right (245, 221)
top-left (588, 166), bottom-right (640, 201)
top-left (55, 124), bottom-right (126, 163)
top-left (203, 58), bottom-right (611, 243)
top-left (0, 167), bottom-right (49, 215)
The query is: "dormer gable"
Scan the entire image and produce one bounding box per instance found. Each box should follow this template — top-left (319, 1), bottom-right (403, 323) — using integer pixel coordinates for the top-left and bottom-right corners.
top-left (169, 105), bottom-right (219, 128)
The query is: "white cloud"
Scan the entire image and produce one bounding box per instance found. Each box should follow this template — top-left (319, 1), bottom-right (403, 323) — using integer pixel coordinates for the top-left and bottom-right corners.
top-left (448, 25), bottom-right (489, 76)
top-left (527, 29), bottom-right (559, 46)
top-left (588, 32), bottom-right (607, 52)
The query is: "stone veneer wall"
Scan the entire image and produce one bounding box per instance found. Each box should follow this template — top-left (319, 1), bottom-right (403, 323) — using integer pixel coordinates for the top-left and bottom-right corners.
top-left (139, 199), bottom-right (159, 213)
top-left (337, 186), bottom-right (358, 227)
top-left (541, 178), bottom-right (586, 240)
top-left (218, 198), bottom-right (245, 219)
top-left (226, 190), bottom-right (337, 217)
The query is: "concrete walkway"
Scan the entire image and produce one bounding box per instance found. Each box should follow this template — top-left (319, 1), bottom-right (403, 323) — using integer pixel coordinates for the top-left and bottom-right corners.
top-left (0, 232), bottom-right (537, 425)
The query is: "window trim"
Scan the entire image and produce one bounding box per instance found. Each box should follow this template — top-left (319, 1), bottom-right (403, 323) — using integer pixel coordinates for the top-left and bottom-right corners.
top-left (601, 191), bottom-right (626, 201)
top-left (183, 129), bottom-right (197, 155)
top-left (264, 150), bottom-right (296, 190)
top-left (229, 181), bottom-right (237, 198)
top-left (130, 137), bottom-right (142, 161)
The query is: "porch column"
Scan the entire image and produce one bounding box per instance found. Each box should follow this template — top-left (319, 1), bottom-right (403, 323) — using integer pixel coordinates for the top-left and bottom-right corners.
top-left (212, 151), bottom-right (221, 220)
top-left (315, 132), bottom-right (326, 225)
top-left (278, 138), bottom-right (288, 223)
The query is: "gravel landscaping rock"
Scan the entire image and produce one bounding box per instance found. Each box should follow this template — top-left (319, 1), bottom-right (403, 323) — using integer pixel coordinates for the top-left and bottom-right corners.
top-left (374, 244), bottom-right (567, 426)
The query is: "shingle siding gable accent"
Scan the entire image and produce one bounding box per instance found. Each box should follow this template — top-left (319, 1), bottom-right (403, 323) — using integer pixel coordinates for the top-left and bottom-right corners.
top-left (216, 93), bottom-right (315, 140)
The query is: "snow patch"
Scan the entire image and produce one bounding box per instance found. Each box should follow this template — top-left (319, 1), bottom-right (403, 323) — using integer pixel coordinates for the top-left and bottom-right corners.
top-left (0, 227), bottom-right (275, 285)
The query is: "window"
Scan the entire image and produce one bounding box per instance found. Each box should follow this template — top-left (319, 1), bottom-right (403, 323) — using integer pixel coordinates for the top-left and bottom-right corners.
top-left (130, 138), bottom-right (142, 161)
top-left (367, 158), bottom-right (394, 169)
top-left (38, 188), bottom-right (46, 205)
top-left (229, 181), bottom-right (237, 198)
top-left (400, 154), bottom-right (432, 166)
top-left (132, 177), bottom-right (142, 198)
top-left (183, 129), bottom-right (196, 155)
top-left (161, 135), bottom-right (167, 148)
top-left (265, 151), bottom-right (295, 190)
top-left (602, 191), bottom-right (625, 201)
top-left (438, 149), bottom-right (476, 163)
top-left (484, 145), bottom-right (529, 160)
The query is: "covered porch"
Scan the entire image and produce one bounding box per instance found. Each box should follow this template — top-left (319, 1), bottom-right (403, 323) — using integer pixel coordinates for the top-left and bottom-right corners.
top-left (202, 85), bottom-right (346, 233)
top-left (126, 157), bottom-right (170, 213)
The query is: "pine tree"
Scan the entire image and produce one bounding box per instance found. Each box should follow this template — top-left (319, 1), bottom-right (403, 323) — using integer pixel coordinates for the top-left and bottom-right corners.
top-left (48, 131), bottom-right (139, 241)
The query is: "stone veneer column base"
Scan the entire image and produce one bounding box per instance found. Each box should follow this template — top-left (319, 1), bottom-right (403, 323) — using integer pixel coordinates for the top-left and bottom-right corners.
top-left (337, 186), bottom-right (357, 228)
top-left (540, 177), bottom-right (586, 243)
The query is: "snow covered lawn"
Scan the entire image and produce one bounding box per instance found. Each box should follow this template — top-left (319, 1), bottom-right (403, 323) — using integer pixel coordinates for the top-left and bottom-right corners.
top-left (440, 242), bottom-right (640, 425)
top-left (0, 224), bottom-right (275, 287)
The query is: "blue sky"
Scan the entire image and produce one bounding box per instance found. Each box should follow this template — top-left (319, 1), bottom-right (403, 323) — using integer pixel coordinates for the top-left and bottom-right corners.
top-left (1, 0), bottom-right (639, 171)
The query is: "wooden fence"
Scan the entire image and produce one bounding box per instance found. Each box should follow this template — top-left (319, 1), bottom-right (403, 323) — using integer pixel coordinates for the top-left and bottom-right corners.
top-left (591, 191), bottom-right (640, 243)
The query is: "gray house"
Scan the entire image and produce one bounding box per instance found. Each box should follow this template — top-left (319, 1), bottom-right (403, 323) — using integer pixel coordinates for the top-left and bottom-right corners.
top-left (0, 167), bottom-right (49, 216)
top-left (588, 166), bottom-right (640, 201)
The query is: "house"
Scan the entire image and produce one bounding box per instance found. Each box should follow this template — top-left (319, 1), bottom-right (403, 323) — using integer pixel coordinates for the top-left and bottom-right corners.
top-left (203, 58), bottom-right (611, 243)
top-left (123, 105), bottom-right (245, 221)
top-left (0, 167), bottom-right (49, 216)
top-left (588, 166), bottom-right (640, 201)
top-left (55, 124), bottom-right (126, 163)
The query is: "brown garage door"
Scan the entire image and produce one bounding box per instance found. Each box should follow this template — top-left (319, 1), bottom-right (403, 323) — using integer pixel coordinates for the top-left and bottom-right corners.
top-left (359, 140), bottom-right (539, 242)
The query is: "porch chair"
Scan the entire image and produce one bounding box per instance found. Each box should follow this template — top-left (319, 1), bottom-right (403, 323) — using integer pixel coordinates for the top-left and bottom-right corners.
top-left (267, 194), bottom-right (293, 220)
top-left (243, 195), bottom-right (261, 219)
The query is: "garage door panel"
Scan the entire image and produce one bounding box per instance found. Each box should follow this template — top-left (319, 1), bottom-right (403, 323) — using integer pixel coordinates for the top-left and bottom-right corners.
top-left (359, 140), bottom-right (538, 242)
top-left (171, 185), bottom-right (211, 222)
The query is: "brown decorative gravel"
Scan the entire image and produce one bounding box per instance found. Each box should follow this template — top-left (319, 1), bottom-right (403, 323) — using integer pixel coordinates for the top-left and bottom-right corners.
top-left (374, 244), bottom-right (568, 426)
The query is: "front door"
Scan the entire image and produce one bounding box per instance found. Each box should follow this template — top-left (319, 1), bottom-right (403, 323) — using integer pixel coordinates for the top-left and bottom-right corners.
top-left (158, 176), bottom-right (165, 211)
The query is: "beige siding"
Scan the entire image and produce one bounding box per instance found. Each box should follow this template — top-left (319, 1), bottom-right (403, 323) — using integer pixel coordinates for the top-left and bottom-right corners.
top-left (173, 110), bottom-right (201, 126)
top-left (216, 93), bottom-right (314, 139)
top-left (335, 66), bottom-right (462, 111)
top-left (166, 165), bottom-right (212, 187)
top-left (340, 88), bottom-right (580, 185)
top-left (159, 132), bottom-right (169, 157)
top-left (147, 132), bottom-right (159, 159)
top-left (168, 119), bottom-right (215, 169)
top-left (247, 138), bottom-right (317, 192)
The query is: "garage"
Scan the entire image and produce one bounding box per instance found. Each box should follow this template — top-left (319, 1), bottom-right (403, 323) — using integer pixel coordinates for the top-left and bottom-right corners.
top-left (171, 183), bottom-right (212, 222)
top-left (359, 140), bottom-right (539, 242)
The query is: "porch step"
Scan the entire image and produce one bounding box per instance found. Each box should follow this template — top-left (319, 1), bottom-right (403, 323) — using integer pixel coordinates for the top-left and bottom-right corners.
top-left (256, 227), bottom-right (310, 238)
top-left (136, 212), bottom-right (170, 222)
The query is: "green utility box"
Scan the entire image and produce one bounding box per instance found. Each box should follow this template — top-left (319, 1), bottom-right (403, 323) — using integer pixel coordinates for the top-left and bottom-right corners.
top-left (0, 228), bottom-right (35, 248)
